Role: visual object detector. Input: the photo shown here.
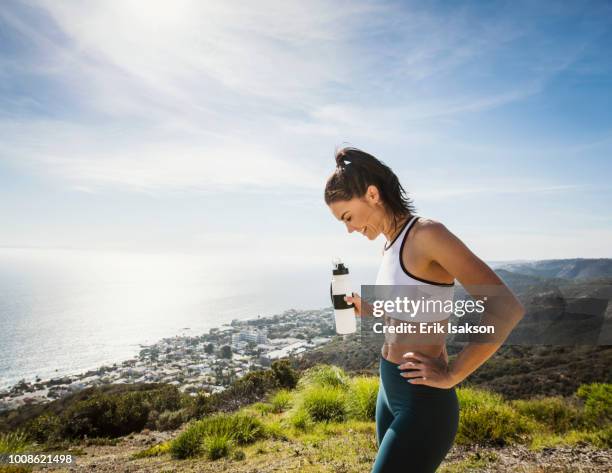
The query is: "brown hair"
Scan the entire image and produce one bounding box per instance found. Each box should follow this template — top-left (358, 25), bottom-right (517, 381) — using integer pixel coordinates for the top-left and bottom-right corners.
top-left (324, 146), bottom-right (417, 231)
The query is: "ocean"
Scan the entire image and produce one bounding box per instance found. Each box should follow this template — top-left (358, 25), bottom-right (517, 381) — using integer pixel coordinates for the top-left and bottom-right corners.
top-left (0, 248), bottom-right (377, 390)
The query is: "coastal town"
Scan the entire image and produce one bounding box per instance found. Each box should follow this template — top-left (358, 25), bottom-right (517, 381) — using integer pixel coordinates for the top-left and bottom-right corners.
top-left (0, 307), bottom-right (337, 412)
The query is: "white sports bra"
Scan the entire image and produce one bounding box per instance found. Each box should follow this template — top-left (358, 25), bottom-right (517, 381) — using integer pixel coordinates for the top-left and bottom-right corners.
top-left (375, 215), bottom-right (455, 322)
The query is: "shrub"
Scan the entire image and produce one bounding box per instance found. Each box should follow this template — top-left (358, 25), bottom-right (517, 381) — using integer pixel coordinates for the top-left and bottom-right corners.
top-left (170, 412), bottom-right (266, 459)
top-left (173, 362), bottom-right (299, 420)
top-left (61, 391), bottom-right (150, 438)
top-left (346, 376), bottom-right (379, 421)
top-left (289, 408), bottom-right (311, 431)
top-left (271, 359), bottom-right (299, 389)
top-left (61, 394), bottom-right (118, 439)
top-left (263, 420), bottom-right (289, 440)
top-left (196, 370), bottom-right (279, 415)
top-left (531, 426), bottom-right (612, 450)
top-left (298, 365), bottom-right (350, 391)
top-left (512, 396), bottom-right (582, 433)
top-left (270, 389), bottom-right (292, 413)
top-left (203, 433), bottom-right (232, 460)
top-left (24, 413), bottom-right (62, 443)
top-left (302, 386), bottom-right (347, 423)
top-left (156, 408), bottom-right (188, 431)
top-left (456, 387), bottom-right (536, 446)
top-left (576, 383), bottom-right (612, 428)
top-left (0, 430), bottom-right (32, 454)
top-left (169, 421), bottom-right (207, 459)
top-left (251, 402), bottom-right (274, 415)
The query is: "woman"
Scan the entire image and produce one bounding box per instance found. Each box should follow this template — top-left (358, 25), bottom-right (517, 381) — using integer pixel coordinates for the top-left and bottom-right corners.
top-left (324, 147), bottom-right (525, 473)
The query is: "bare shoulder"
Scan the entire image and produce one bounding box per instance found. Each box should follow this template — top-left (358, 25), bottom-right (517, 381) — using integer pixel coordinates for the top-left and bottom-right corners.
top-left (412, 217), bottom-right (451, 243)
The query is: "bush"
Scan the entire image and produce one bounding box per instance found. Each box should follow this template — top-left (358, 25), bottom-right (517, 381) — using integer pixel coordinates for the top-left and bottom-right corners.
top-left (346, 376), bottom-right (378, 421)
top-left (60, 391), bottom-right (150, 439)
top-left (531, 426), bottom-right (612, 450)
top-left (289, 408), bottom-right (311, 431)
top-left (170, 412), bottom-right (267, 459)
top-left (251, 402), bottom-right (274, 415)
top-left (156, 408), bottom-right (188, 431)
top-left (302, 386), bottom-right (347, 423)
top-left (0, 430), bottom-right (32, 454)
top-left (170, 421), bottom-right (207, 459)
top-left (298, 365), bottom-right (350, 391)
top-left (576, 383), bottom-right (612, 428)
top-left (456, 387), bottom-right (536, 446)
top-left (203, 433), bottom-right (233, 460)
top-left (24, 413), bottom-right (62, 443)
top-left (269, 389), bottom-right (292, 413)
top-left (512, 396), bottom-right (583, 433)
top-left (263, 420), bottom-right (289, 440)
top-left (271, 360), bottom-right (299, 389)
top-left (193, 366), bottom-right (293, 416)
top-left (17, 384), bottom-right (188, 442)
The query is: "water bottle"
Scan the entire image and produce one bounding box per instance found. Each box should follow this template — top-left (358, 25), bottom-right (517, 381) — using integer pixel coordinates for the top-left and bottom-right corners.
top-left (330, 257), bottom-right (357, 334)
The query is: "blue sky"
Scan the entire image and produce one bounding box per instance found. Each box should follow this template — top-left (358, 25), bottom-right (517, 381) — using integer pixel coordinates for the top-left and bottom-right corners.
top-left (0, 0), bottom-right (611, 266)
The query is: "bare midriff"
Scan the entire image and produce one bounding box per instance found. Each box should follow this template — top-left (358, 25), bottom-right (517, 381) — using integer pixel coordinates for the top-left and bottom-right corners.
top-left (379, 315), bottom-right (449, 364)
top-left (381, 342), bottom-right (446, 364)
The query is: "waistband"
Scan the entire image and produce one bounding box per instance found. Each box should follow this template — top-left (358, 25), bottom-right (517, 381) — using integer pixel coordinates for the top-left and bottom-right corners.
top-left (379, 354), bottom-right (456, 397)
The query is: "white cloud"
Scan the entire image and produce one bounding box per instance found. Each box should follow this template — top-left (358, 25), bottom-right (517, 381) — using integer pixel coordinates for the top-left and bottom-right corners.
top-left (0, 0), bottom-right (599, 200)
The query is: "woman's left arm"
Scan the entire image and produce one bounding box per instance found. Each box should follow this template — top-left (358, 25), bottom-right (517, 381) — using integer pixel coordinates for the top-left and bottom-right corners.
top-left (398, 219), bottom-right (526, 388)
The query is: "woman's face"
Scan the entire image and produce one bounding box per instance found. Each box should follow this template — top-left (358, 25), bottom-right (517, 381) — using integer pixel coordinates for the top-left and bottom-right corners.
top-left (328, 185), bottom-right (388, 240)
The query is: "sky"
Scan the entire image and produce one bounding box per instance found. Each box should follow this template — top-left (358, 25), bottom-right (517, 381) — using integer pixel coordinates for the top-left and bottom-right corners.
top-left (0, 0), bottom-right (611, 267)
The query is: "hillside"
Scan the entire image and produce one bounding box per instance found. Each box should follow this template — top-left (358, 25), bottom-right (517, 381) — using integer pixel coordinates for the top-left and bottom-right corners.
top-left (494, 258), bottom-right (612, 280)
top-left (1, 364), bottom-right (609, 472)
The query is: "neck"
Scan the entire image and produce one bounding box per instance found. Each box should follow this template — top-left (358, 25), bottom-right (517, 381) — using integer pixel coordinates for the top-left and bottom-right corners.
top-left (383, 213), bottom-right (411, 242)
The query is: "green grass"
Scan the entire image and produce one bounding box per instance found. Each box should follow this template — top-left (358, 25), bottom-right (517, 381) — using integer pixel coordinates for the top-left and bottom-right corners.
top-left (203, 433), bottom-right (233, 460)
top-left (297, 364), bottom-right (350, 391)
top-left (346, 376), bottom-right (378, 421)
top-left (455, 387), bottom-right (537, 446)
top-left (301, 385), bottom-right (347, 423)
top-left (269, 389), bottom-right (292, 413)
top-left (530, 426), bottom-right (612, 450)
top-left (130, 365), bottom-right (611, 468)
top-left (0, 430), bottom-right (33, 454)
top-left (576, 382), bottom-right (612, 427)
top-left (131, 441), bottom-right (172, 459)
top-left (170, 412), bottom-right (267, 459)
top-left (511, 396), bottom-right (583, 433)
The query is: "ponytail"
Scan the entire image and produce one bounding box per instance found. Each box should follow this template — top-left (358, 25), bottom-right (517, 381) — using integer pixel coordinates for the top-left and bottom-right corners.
top-left (324, 146), bottom-right (416, 230)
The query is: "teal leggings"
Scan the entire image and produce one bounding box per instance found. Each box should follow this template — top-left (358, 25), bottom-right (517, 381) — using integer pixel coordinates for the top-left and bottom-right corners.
top-left (372, 355), bottom-right (459, 473)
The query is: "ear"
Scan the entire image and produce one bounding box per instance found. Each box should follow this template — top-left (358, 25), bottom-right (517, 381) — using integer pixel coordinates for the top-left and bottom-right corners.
top-left (366, 184), bottom-right (379, 202)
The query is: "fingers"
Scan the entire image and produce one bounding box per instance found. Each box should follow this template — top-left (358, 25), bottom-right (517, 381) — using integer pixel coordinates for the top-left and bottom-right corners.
top-left (397, 360), bottom-right (423, 370)
top-left (406, 377), bottom-right (426, 385)
top-left (399, 368), bottom-right (424, 379)
top-left (402, 351), bottom-right (427, 362)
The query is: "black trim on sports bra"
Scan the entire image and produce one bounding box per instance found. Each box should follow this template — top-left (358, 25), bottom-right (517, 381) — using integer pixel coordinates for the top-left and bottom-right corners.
top-left (399, 217), bottom-right (456, 287)
top-left (383, 215), bottom-right (413, 252)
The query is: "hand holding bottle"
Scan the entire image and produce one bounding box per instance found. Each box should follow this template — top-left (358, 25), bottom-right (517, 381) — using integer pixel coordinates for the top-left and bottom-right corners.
top-left (344, 292), bottom-right (362, 316)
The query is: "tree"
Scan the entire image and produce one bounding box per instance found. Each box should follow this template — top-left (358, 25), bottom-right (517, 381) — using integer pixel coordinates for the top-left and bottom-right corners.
top-left (219, 345), bottom-right (232, 359)
top-left (204, 343), bottom-right (214, 355)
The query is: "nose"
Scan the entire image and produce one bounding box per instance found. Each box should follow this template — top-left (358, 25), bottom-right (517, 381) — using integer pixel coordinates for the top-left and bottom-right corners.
top-left (345, 223), bottom-right (355, 233)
